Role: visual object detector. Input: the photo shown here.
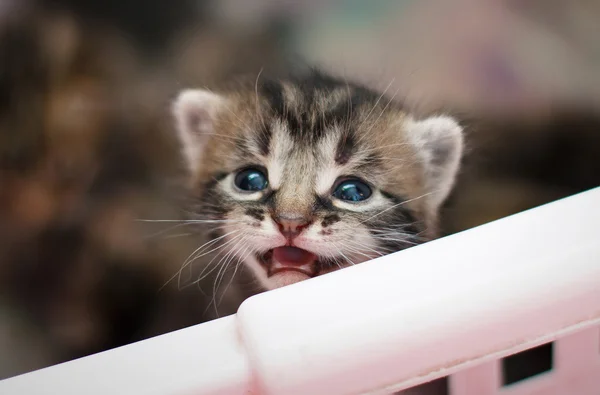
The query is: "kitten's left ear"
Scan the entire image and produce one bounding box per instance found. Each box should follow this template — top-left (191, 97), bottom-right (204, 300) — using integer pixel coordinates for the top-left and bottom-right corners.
top-left (172, 89), bottom-right (225, 175)
top-left (405, 115), bottom-right (464, 210)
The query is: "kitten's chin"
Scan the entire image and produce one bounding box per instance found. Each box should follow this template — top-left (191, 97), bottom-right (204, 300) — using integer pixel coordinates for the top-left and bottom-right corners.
top-left (268, 271), bottom-right (312, 288)
top-left (256, 246), bottom-right (320, 289)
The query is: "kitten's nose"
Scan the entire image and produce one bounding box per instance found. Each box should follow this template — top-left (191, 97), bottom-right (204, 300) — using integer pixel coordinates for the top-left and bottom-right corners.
top-left (274, 214), bottom-right (311, 240)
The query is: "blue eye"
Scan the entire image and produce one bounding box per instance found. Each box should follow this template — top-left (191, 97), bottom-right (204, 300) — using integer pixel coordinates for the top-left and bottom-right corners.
top-left (333, 179), bottom-right (372, 202)
top-left (234, 168), bottom-right (268, 192)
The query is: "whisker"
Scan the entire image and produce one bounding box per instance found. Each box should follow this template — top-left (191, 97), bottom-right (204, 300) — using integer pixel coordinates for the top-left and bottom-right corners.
top-left (213, 236), bottom-right (246, 293)
top-left (337, 250), bottom-right (356, 266)
top-left (254, 67), bottom-right (267, 129)
top-left (337, 240), bottom-right (383, 260)
top-left (159, 230), bottom-right (240, 291)
top-left (192, 242), bottom-right (235, 286)
top-left (136, 219), bottom-right (240, 223)
top-left (357, 77), bottom-right (395, 133)
top-left (143, 221), bottom-right (237, 240)
top-left (162, 233), bottom-right (193, 239)
top-left (142, 222), bottom-right (194, 239)
top-left (359, 86), bottom-right (402, 142)
top-left (370, 233), bottom-right (420, 241)
top-left (186, 233), bottom-right (247, 294)
top-left (360, 192), bottom-right (432, 224)
top-left (210, 236), bottom-right (249, 314)
top-left (185, 230), bottom-right (240, 266)
top-left (218, 240), bottom-right (254, 307)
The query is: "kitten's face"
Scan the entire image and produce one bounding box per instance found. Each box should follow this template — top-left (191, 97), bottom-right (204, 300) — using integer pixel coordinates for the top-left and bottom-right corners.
top-left (173, 73), bottom-right (463, 290)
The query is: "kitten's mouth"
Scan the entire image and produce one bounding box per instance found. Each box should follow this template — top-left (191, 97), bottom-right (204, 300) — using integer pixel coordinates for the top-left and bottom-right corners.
top-left (258, 247), bottom-right (320, 277)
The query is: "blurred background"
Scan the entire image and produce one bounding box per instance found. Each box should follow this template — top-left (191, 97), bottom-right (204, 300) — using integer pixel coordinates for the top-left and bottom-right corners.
top-left (0, 0), bottom-right (599, 390)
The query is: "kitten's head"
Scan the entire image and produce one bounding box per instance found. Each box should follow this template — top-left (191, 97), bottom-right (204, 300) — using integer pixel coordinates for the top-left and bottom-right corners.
top-left (172, 71), bottom-right (463, 290)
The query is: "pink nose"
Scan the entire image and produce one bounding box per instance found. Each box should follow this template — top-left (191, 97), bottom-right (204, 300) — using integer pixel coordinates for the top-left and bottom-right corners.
top-left (274, 215), bottom-right (311, 240)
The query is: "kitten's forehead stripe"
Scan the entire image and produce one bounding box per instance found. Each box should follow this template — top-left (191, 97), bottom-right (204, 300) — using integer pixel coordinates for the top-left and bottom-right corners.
top-left (234, 137), bottom-right (253, 158)
top-left (324, 97), bottom-right (352, 126)
top-left (256, 73), bottom-right (382, 148)
top-left (363, 153), bottom-right (383, 168)
top-left (335, 132), bottom-right (356, 165)
top-left (259, 79), bottom-right (285, 115)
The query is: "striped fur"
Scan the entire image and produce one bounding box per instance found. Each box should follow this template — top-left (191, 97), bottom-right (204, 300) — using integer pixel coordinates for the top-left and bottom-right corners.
top-left (173, 70), bottom-right (463, 290)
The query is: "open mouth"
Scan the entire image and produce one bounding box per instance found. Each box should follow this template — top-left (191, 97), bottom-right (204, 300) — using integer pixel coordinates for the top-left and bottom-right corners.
top-left (258, 246), bottom-right (321, 277)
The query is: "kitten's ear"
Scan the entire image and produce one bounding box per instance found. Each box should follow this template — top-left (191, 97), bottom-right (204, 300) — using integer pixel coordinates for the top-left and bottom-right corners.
top-left (172, 89), bottom-right (225, 175)
top-left (405, 115), bottom-right (464, 210)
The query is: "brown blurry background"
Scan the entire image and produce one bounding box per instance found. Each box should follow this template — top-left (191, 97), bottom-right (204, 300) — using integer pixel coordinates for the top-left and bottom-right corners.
top-left (0, 0), bottom-right (599, 384)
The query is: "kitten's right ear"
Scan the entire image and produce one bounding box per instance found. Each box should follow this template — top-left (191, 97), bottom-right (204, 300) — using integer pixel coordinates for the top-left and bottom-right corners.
top-left (172, 89), bottom-right (225, 175)
top-left (404, 115), bottom-right (464, 211)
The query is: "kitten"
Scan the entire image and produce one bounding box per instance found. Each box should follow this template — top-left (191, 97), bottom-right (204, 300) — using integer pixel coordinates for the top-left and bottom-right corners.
top-left (172, 70), bottom-right (464, 291)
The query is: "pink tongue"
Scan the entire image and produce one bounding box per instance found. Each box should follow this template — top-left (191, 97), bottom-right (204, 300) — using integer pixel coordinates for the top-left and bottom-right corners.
top-left (272, 246), bottom-right (316, 266)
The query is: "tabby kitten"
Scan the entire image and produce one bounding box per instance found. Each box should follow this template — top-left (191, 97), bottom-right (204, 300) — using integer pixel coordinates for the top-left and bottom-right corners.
top-left (172, 71), bottom-right (464, 291)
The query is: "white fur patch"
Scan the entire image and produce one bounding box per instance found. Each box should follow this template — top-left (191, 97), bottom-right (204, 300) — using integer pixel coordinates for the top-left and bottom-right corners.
top-left (315, 130), bottom-right (343, 195)
top-left (172, 89), bottom-right (225, 175)
top-left (404, 115), bottom-right (464, 210)
top-left (267, 120), bottom-right (293, 189)
top-left (315, 165), bottom-right (340, 195)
